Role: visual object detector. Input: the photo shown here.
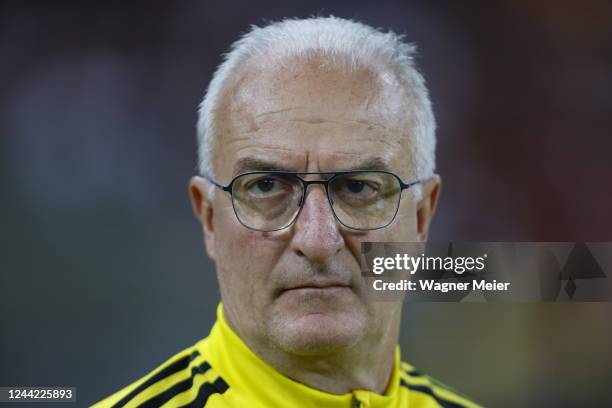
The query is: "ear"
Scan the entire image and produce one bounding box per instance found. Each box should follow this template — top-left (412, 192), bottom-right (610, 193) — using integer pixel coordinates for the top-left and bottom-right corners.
top-left (189, 176), bottom-right (216, 261)
top-left (416, 175), bottom-right (442, 241)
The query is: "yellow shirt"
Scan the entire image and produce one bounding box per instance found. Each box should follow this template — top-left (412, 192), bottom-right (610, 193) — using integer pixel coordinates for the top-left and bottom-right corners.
top-left (93, 305), bottom-right (481, 407)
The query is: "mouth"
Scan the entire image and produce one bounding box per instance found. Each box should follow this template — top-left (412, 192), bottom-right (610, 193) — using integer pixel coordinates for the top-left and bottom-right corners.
top-left (278, 283), bottom-right (352, 296)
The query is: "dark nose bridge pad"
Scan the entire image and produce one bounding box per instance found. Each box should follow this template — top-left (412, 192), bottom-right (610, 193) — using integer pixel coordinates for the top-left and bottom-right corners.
top-left (298, 180), bottom-right (332, 208)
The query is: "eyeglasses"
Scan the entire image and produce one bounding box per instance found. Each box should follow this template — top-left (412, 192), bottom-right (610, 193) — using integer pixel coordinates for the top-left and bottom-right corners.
top-left (205, 170), bottom-right (420, 232)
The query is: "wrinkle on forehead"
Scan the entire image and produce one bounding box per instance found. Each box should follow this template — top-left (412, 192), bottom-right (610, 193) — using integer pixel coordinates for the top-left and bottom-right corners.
top-left (282, 117), bottom-right (390, 130)
top-left (233, 114), bottom-right (392, 136)
top-left (226, 123), bottom-right (402, 150)
top-left (253, 107), bottom-right (306, 119)
top-left (220, 138), bottom-right (404, 176)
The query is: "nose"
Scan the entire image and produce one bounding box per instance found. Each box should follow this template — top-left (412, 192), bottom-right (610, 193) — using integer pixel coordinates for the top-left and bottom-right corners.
top-left (290, 185), bottom-right (344, 264)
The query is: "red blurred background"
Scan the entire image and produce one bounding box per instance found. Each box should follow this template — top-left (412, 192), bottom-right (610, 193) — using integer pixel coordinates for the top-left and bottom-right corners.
top-left (1, 1), bottom-right (610, 406)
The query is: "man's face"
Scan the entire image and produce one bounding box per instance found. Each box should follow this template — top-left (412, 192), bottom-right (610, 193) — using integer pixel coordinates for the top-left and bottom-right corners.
top-left (191, 57), bottom-right (439, 355)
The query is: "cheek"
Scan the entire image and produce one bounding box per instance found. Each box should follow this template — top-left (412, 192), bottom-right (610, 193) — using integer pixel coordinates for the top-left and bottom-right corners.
top-left (369, 200), bottom-right (419, 241)
top-left (336, 201), bottom-right (420, 261)
top-left (394, 197), bottom-right (419, 237)
top-left (213, 206), bottom-right (285, 288)
top-left (216, 220), bottom-right (257, 272)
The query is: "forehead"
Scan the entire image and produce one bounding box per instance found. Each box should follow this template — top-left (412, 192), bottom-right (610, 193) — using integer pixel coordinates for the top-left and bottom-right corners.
top-left (213, 55), bottom-right (415, 177)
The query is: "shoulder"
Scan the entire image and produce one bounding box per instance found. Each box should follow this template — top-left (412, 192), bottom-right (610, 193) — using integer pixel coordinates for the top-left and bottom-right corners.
top-left (91, 340), bottom-right (229, 408)
top-left (398, 361), bottom-right (483, 408)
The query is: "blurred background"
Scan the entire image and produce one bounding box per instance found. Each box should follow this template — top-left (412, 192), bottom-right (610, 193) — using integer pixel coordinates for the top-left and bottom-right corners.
top-left (1, 1), bottom-right (611, 406)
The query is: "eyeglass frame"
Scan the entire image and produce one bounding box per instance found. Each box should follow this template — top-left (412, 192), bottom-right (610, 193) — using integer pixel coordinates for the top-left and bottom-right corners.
top-left (204, 170), bottom-right (421, 232)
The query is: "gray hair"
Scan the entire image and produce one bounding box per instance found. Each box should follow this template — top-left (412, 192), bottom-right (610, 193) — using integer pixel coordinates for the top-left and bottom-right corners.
top-left (196, 16), bottom-right (436, 189)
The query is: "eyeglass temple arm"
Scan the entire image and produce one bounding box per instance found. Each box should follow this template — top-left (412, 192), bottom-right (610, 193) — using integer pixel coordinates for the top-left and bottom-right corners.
top-left (400, 180), bottom-right (421, 190)
top-left (202, 175), bottom-right (232, 192)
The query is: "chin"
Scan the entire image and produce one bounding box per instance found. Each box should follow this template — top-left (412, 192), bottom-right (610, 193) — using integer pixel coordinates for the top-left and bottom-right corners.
top-left (268, 293), bottom-right (368, 355)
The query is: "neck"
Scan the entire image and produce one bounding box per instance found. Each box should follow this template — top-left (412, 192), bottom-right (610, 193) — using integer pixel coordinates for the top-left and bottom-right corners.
top-left (225, 307), bottom-right (402, 395)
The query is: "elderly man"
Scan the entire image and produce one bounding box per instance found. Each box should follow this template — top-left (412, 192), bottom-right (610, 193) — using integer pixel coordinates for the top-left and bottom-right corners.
top-left (95, 17), bottom-right (479, 408)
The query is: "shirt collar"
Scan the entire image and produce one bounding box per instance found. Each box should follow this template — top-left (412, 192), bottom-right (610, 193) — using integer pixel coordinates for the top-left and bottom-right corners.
top-left (199, 303), bottom-right (403, 408)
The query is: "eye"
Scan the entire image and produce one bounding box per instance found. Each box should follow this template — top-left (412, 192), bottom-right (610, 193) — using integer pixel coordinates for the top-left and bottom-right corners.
top-left (245, 176), bottom-right (291, 197)
top-left (338, 179), bottom-right (378, 197)
top-left (254, 178), bottom-right (276, 193)
top-left (345, 180), bottom-right (367, 194)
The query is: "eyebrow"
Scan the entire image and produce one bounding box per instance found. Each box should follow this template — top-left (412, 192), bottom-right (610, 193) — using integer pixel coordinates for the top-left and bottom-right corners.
top-left (232, 157), bottom-right (298, 175)
top-left (349, 157), bottom-right (393, 172)
top-left (232, 156), bottom-right (393, 175)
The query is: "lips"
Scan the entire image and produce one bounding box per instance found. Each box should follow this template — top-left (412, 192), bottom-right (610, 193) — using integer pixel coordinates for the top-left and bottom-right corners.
top-left (279, 282), bottom-right (351, 294)
top-left (288, 284), bottom-right (349, 290)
